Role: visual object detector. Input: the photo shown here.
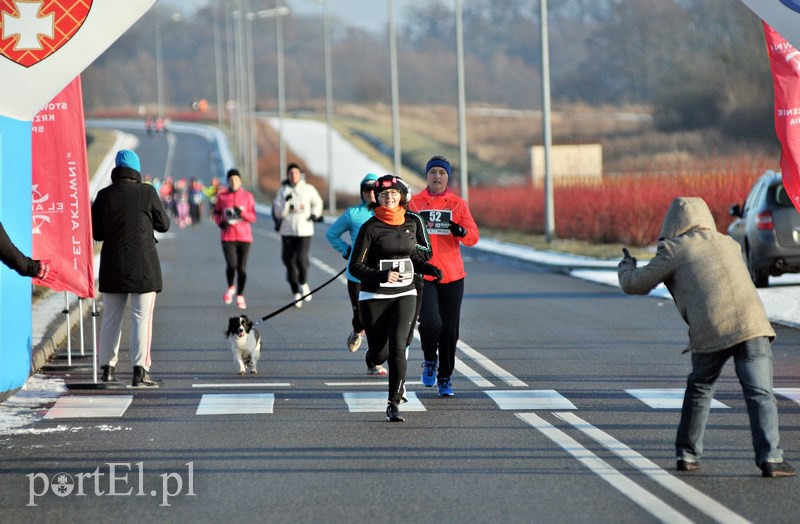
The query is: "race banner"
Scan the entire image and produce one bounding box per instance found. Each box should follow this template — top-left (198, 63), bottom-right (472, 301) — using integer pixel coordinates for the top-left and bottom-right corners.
top-left (741, 1), bottom-right (800, 50)
top-left (31, 76), bottom-right (95, 298)
top-left (0, 0), bottom-right (157, 121)
top-left (762, 23), bottom-right (800, 213)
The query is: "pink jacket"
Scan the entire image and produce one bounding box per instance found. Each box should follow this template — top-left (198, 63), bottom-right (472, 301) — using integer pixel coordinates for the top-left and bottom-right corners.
top-left (213, 188), bottom-right (257, 243)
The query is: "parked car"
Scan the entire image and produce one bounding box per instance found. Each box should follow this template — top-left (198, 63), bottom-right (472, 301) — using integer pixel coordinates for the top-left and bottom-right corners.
top-left (728, 170), bottom-right (800, 287)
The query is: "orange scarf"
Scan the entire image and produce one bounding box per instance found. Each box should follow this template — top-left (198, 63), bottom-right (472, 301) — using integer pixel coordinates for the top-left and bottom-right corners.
top-left (373, 206), bottom-right (405, 226)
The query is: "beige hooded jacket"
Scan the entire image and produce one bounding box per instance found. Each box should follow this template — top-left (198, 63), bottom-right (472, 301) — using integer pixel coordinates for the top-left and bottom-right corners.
top-left (618, 197), bottom-right (775, 353)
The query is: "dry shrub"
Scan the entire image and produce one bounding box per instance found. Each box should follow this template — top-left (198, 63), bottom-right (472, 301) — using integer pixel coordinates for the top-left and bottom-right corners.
top-left (470, 171), bottom-right (761, 247)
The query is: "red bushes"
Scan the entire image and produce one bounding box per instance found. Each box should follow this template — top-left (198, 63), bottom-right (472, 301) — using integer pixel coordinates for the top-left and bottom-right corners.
top-left (469, 173), bottom-right (761, 246)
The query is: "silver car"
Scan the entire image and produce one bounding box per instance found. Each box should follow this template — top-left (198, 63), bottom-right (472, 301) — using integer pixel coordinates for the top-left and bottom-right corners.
top-left (728, 170), bottom-right (800, 287)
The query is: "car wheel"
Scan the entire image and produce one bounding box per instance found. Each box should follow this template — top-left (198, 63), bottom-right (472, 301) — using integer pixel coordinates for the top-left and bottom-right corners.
top-left (747, 245), bottom-right (769, 288)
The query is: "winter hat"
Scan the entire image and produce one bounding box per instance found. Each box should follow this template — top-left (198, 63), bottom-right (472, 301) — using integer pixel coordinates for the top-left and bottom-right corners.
top-left (360, 173), bottom-right (379, 192)
top-left (425, 156), bottom-right (451, 177)
top-left (115, 150), bottom-right (140, 172)
top-left (375, 174), bottom-right (408, 200)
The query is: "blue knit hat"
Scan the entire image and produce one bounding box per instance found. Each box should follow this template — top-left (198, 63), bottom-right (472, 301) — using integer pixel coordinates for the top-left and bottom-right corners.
top-left (115, 150), bottom-right (140, 172)
top-left (425, 156), bottom-right (451, 177)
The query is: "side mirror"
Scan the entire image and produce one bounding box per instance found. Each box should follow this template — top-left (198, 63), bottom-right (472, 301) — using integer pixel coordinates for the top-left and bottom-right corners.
top-left (729, 203), bottom-right (743, 218)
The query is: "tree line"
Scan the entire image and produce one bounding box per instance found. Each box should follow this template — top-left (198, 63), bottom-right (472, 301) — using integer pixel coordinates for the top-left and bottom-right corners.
top-left (83, 0), bottom-right (773, 140)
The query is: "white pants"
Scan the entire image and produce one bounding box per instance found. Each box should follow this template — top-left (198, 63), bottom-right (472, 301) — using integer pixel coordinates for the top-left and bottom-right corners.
top-left (99, 292), bottom-right (156, 369)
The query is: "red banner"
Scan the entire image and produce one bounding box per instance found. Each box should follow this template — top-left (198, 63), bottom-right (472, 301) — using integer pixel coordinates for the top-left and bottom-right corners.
top-left (764, 22), bottom-right (800, 213)
top-left (31, 76), bottom-right (95, 298)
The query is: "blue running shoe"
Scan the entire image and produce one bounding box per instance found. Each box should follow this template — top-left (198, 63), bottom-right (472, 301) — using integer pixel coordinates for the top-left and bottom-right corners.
top-left (421, 360), bottom-right (437, 387)
top-left (437, 378), bottom-right (454, 397)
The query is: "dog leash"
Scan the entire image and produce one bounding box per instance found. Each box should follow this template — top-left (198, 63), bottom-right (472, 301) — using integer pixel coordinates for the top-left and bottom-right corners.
top-left (256, 267), bottom-right (346, 324)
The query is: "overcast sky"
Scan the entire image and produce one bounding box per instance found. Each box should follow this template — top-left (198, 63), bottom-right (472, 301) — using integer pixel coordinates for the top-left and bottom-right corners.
top-left (161, 0), bottom-right (403, 33)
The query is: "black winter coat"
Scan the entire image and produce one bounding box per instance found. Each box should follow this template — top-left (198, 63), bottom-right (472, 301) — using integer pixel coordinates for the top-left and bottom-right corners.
top-left (0, 221), bottom-right (40, 277)
top-left (92, 166), bottom-right (170, 293)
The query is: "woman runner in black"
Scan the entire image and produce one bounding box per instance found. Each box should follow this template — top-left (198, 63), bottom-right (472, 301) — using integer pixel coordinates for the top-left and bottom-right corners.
top-left (349, 175), bottom-right (441, 422)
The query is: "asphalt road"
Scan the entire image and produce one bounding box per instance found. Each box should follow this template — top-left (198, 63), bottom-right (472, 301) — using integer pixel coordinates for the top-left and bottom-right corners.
top-left (1, 125), bottom-right (798, 523)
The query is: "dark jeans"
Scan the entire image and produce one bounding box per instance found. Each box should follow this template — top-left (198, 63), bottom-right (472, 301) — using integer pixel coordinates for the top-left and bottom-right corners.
top-left (281, 236), bottom-right (311, 293)
top-left (418, 278), bottom-right (464, 380)
top-left (675, 336), bottom-right (784, 466)
top-left (361, 295), bottom-right (416, 405)
top-left (222, 241), bottom-right (250, 294)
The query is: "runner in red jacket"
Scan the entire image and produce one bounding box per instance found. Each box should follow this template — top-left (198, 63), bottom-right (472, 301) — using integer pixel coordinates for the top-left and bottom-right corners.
top-left (408, 155), bottom-right (479, 396)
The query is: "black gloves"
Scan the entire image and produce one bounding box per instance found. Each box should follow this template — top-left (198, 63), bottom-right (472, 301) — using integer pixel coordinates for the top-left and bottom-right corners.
top-left (618, 247), bottom-right (637, 269)
top-left (217, 221), bottom-right (228, 230)
top-left (343, 246), bottom-right (352, 259)
top-left (431, 267), bottom-right (443, 282)
top-left (448, 220), bottom-right (466, 238)
top-left (309, 215), bottom-right (324, 223)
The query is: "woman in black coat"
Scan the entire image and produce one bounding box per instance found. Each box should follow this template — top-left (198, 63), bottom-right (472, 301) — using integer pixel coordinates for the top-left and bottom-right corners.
top-left (92, 150), bottom-right (170, 387)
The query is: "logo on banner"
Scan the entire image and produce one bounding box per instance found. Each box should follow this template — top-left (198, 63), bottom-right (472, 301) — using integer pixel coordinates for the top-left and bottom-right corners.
top-left (780, 1), bottom-right (800, 14)
top-left (0, 0), bottom-right (92, 67)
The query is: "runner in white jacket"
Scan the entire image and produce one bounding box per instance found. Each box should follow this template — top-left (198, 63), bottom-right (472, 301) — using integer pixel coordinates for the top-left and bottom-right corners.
top-left (272, 162), bottom-right (324, 306)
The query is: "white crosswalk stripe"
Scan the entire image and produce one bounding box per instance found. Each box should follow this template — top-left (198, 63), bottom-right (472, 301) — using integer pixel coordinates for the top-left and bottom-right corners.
top-left (196, 393), bottom-right (274, 415)
top-left (626, 388), bottom-right (729, 409)
top-left (342, 392), bottom-right (426, 413)
top-left (44, 395), bottom-right (133, 419)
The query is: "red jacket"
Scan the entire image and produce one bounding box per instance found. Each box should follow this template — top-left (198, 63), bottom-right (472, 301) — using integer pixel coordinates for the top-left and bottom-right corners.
top-left (408, 187), bottom-right (479, 284)
top-left (213, 188), bottom-right (257, 243)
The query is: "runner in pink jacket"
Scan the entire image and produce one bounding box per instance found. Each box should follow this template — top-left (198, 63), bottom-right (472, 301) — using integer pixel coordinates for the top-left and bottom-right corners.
top-left (213, 169), bottom-right (257, 309)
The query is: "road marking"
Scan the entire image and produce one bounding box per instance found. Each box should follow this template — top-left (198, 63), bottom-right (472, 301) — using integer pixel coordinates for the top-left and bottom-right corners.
top-left (487, 390), bottom-right (576, 410)
top-left (343, 392), bottom-right (426, 413)
top-left (310, 256), bottom-right (349, 284)
top-left (453, 357), bottom-right (494, 388)
top-left (457, 340), bottom-right (527, 387)
top-left (196, 393), bottom-right (274, 415)
top-left (555, 412), bottom-right (750, 524)
top-left (775, 388), bottom-right (800, 405)
top-left (626, 389), bottom-right (729, 409)
top-left (45, 395), bottom-right (133, 419)
top-left (192, 383), bottom-right (292, 388)
top-left (326, 381), bottom-right (427, 387)
top-left (515, 412), bottom-right (693, 524)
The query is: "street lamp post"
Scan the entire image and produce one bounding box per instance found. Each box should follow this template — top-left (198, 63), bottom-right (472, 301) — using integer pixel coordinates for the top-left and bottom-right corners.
top-left (154, 12), bottom-right (184, 119)
top-left (322, 0), bottom-right (335, 212)
top-left (276, 0), bottom-right (288, 181)
top-left (388, 0), bottom-right (401, 178)
top-left (455, 0), bottom-right (468, 202)
top-left (540, 0), bottom-right (555, 242)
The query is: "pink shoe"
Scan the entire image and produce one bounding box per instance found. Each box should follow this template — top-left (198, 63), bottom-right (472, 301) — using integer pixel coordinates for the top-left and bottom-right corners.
top-left (236, 295), bottom-right (247, 309)
top-left (223, 286), bottom-right (235, 304)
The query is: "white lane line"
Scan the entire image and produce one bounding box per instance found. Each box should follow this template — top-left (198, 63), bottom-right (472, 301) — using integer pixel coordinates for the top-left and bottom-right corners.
top-left (192, 383), bottom-right (291, 388)
top-left (515, 413), bottom-right (693, 524)
top-left (326, 381), bottom-right (425, 386)
top-left (775, 388), bottom-right (800, 405)
top-left (627, 389), bottom-right (729, 409)
top-left (310, 256), bottom-right (349, 284)
top-left (45, 396), bottom-right (133, 419)
top-left (487, 390), bottom-right (576, 410)
top-left (196, 393), bottom-right (274, 415)
top-left (457, 340), bottom-right (527, 387)
top-left (454, 357), bottom-right (494, 388)
top-left (555, 412), bottom-right (750, 524)
top-left (343, 392), bottom-right (427, 413)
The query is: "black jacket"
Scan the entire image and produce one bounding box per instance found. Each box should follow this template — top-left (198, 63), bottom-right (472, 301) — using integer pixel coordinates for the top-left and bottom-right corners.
top-left (349, 213), bottom-right (439, 296)
top-left (91, 166), bottom-right (170, 293)
top-left (0, 221), bottom-right (40, 277)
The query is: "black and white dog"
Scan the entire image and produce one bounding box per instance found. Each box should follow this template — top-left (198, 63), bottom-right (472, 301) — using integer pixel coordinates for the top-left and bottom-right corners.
top-left (225, 315), bottom-right (263, 375)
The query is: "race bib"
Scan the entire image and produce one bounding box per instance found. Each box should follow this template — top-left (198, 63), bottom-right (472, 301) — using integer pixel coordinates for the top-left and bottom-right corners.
top-left (419, 209), bottom-right (452, 235)
top-left (379, 258), bottom-right (414, 287)
top-left (223, 207), bottom-right (242, 224)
